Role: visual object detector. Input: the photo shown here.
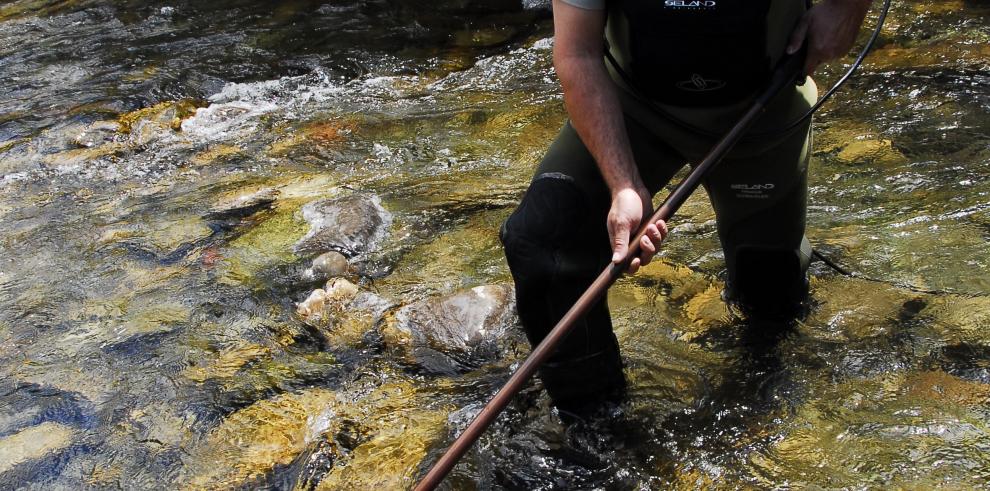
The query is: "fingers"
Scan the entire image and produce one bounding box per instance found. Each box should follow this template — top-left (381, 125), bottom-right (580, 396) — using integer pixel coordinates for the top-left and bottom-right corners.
top-left (628, 257), bottom-right (640, 275)
top-left (639, 220), bottom-right (668, 265)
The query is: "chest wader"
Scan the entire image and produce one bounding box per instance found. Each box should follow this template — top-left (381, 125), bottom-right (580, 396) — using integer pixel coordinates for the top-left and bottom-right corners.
top-left (501, 0), bottom-right (813, 413)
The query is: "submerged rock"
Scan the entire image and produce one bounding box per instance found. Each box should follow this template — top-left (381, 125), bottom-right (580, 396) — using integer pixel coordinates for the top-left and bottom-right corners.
top-left (118, 99), bottom-right (202, 146)
top-left (0, 422), bottom-right (76, 476)
top-left (182, 389), bottom-right (337, 489)
top-left (183, 375), bottom-right (450, 490)
top-left (182, 344), bottom-right (273, 383)
top-left (834, 137), bottom-right (906, 166)
top-left (299, 377), bottom-right (452, 491)
top-left (206, 186), bottom-right (279, 220)
top-left (293, 193), bottom-right (392, 257)
top-left (190, 144), bottom-right (245, 167)
top-left (72, 121), bottom-right (120, 148)
top-left (313, 408), bottom-right (446, 490)
top-left (296, 278), bottom-right (362, 326)
top-left (296, 279), bottom-right (393, 348)
top-left (0, 383), bottom-right (93, 436)
top-left (382, 284), bottom-right (519, 373)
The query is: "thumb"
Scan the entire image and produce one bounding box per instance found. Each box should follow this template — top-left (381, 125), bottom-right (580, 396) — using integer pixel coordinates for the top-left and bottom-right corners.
top-left (611, 222), bottom-right (629, 263)
top-left (787, 15), bottom-right (809, 54)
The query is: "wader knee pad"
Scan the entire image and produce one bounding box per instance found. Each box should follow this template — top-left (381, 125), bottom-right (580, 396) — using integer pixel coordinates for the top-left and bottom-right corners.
top-left (538, 343), bottom-right (626, 411)
top-left (728, 244), bottom-right (811, 321)
top-left (500, 173), bottom-right (590, 285)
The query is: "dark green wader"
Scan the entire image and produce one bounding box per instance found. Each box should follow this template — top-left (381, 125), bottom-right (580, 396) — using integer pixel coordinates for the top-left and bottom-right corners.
top-left (499, 69), bottom-right (819, 410)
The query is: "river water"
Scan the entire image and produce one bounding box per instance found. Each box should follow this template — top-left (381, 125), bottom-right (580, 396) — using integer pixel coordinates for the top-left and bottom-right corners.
top-left (1, 0), bottom-right (988, 489)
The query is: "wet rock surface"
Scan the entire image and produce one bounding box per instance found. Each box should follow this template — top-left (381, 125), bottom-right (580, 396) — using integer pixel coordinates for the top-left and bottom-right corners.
top-left (206, 186), bottom-right (279, 220)
top-left (293, 193), bottom-right (393, 257)
top-left (302, 250), bottom-right (350, 282)
top-left (296, 278), bottom-right (394, 349)
top-left (383, 284), bottom-right (520, 374)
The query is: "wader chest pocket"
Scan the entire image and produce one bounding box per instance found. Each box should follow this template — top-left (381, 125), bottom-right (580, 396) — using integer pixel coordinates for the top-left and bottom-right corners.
top-left (609, 0), bottom-right (773, 106)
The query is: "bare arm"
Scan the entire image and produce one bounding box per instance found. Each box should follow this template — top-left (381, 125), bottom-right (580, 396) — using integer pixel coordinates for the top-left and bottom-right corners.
top-left (787, 0), bottom-right (874, 77)
top-left (552, 0), bottom-right (666, 273)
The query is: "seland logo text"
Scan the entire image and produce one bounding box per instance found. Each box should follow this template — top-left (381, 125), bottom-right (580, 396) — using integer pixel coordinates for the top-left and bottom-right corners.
top-left (665, 0), bottom-right (717, 8)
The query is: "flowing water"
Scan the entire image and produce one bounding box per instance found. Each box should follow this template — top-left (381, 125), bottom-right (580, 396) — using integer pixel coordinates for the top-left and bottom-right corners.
top-left (0, 0), bottom-right (988, 488)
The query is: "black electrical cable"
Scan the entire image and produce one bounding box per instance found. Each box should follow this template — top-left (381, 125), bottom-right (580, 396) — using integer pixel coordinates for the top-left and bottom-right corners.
top-left (811, 249), bottom-right (974, 297)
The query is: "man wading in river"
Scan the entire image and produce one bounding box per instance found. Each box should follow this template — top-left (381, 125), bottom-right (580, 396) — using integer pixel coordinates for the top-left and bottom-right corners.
top-left (499, 0), bottom-right (872, 415)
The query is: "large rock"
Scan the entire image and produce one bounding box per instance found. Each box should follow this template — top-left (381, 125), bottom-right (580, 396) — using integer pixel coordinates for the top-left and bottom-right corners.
top-left (293, 193), bottom-right (392, 257)
top-left (313, 408), bottom-right (447, 490)
top-left (299, 377), bottom-right (452, 491)
top-left (382, 284), bottom-right (519, 374)
top-left (181, 389), bottom-right (337, 489)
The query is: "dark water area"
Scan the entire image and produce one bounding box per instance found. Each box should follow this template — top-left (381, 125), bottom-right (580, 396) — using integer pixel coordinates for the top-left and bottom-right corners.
top-left (1, 0), bottom-right (989, 489)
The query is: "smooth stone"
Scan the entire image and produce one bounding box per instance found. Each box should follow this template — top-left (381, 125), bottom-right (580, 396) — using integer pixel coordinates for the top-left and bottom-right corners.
top-left (206, 187), bottom-right (279, 220)
top-left (296, 278), bottom-right (361, 327)
top-left (293, 193), bottom-right (392, 257)
top-left (302, 251), bottom-right (349, 281)
top-left (295, 279), bottom-right (394, 348)
top-left (382, 284), bottom-right (518, 374)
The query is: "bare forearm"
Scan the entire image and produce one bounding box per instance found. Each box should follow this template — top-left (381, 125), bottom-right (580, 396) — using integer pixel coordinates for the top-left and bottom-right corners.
top-left (556, 55), bottom-right (643, 196)
top-left (790, 0), bottom-right (874, 75)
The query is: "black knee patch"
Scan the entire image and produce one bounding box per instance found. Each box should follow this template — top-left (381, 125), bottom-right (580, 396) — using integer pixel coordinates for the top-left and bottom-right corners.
top-left (500, 173), bottom-right (591, 284)
top-left (728, 246), bottom-right (810, 321)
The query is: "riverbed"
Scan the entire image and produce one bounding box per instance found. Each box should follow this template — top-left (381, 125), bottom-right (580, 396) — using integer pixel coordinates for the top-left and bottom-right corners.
top-left (1, 0), bottom-right (989, 488)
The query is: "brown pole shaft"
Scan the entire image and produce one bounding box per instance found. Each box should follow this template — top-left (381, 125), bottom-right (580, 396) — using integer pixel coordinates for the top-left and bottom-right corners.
top-left (415, 52), bottom-right (805, 491)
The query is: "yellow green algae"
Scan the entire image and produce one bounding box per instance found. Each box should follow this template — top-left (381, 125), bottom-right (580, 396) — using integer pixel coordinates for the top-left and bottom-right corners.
top-left (183, 374), bottom-right (451, 490)
top-left (182, 389), bottom-right (338, 489)
top-left (310, 380), bottom-right (453, 491)
top-left (218, 201), bottom-right (310, 287)
top-left (312, 408), bottom-right (447, 490)
top-left (751, 370), bottom-right (990, 488)
top-left (295, 278), bottom-right (385, 350)
top-left (182, 344), bottom-right (274, 383)
top-left (98, 214), bottom-right (214, 256)
top-left (117, 100), bottom-right (203, 135)
top-left (379, 208), bottom-right (510, 297)
top-left (189, 144), bottom-right (244, 167)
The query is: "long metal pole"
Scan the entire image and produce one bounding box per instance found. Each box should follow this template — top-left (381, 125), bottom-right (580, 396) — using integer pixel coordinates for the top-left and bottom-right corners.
top-left (415, 52), bottom-right (805, 491)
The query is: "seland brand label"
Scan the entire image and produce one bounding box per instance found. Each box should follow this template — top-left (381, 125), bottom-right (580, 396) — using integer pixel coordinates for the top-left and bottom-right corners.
top-left (731, 183), bottom-right (774, 199)
top-left (665, 0), bottom-right (717, 8)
